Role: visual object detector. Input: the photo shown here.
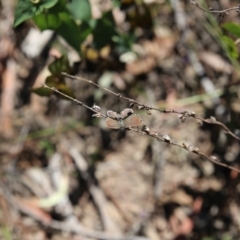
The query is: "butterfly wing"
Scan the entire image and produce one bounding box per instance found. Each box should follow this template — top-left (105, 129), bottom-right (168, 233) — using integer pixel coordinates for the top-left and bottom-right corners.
top-left (105, 117), bottom-right (121, 129)
top-left (123, 114), bottom-right (143, 128)
top-left (120, 108), bottom-right (134, 119)
top-left (107, 110), bottom-right (120, 119)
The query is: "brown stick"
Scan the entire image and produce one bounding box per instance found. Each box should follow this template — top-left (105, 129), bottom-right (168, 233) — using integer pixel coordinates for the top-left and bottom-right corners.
top-left (42, 82), bottom-right (240, 174)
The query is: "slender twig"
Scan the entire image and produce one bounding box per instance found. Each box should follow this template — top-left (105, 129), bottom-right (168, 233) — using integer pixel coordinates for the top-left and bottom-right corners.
top-left (43, 82), bottom-right (240, 174)
top-left (62, 73), bottom-right (240, 142)
top-left (61, 73), bottom-right (158, 112)
top-left (42, 83), bottom-right (106, 118)
top-left (191, 1), bottom-right (240, 14)
top-left (130, 128), bottom-right (240, 174)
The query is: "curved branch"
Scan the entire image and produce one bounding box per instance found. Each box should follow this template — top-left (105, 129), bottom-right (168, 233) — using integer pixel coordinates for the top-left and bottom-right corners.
top-left (191, 1), bottom-right (240, 15)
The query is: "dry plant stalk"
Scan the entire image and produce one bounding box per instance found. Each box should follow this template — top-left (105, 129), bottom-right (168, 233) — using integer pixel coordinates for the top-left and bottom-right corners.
top-left (191, 1), bottom-right (240, 18)
top-left (42, 73), bottom-right (240, 174)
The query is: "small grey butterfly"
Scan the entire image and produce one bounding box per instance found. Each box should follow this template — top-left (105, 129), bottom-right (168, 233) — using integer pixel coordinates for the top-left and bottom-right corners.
top-left (106, 108), bottom-right (142, 130)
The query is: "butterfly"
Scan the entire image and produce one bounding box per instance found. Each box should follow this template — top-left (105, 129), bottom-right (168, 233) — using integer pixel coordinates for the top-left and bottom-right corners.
top-left (106, 108), bottom-right (143, 130)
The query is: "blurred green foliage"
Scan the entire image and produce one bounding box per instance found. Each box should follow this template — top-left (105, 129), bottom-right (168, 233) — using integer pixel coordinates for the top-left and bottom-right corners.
top-left (13, 0), bottom-right (240, 98)
top-left (14, 0), bottom-right (130, 53)
top-left (31, 55), bottom-right (75, 98)
top-left (221, 22), bottom-right (240, 59)
top-left (222, 22), bottom-right (240, 38)
top-left (13, 0), bottom-right (154, 97)
top-left (39, 140), bottom-right (55, 157)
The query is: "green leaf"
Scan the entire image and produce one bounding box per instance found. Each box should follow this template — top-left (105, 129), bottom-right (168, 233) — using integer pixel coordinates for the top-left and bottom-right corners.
top-left (222, 22), bottom-right (240, 38)
top-left (35, 0), bottom-right (58, 9)
top-left (67, 0), bottom-right (91, 21)
top-left (35, 76), bottom-right (75, 99)
top-left (45, 75), bottom-right (62, 86)
top-left (48, 55), bottom-right (71, 76)
top-left (222, 35), bottom-right (239, 59)
top-left (57, 12), bottom-right (83, 51)
top-left (33, 13), bottom-right (61, 30)
top-left (112, 0), bottom-right (121, 8)
top-left (78, 21), bottom-right (93, 44)
top-left (47, 0), bottom-right (69, 14)
top-left (14, 1), bottom-right (37, 27)
top-left (56, 84), bottom-right (75, 98)
top-left (92, 11), bottom-right (117, 49)
top-left (113, 32), bottom-right (136, 53)
top-left (33, 2), bottom-right (86, 51)
top-left (45, 76), bottom-right (75, 99)
top-left (31, 86), bottom-right (53, 96)
top-left (14, 0), bottom-right (58, 27)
